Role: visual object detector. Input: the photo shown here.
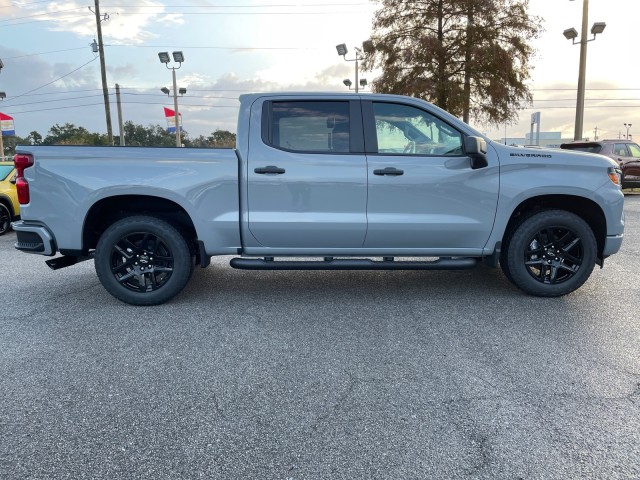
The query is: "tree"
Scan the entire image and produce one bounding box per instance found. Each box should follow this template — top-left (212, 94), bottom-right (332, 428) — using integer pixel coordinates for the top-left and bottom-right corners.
top-left (1, 134), bottom-right (28, 158)
top-left (208, 129), bottom-right (236, 148)
top-left (189, 130), bottom-right (236, 148)
top-left (43, 123), bottom-right (109, 145)
top-left (364, 0), bottom-right (543, 126)
top-left (121, 121), bottom-right (177, 147)
top-left (26, 131), bottom-right (43, 145)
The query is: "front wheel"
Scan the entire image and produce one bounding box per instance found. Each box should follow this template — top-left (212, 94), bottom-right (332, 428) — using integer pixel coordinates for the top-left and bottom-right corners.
top-left (95, 216), bottom-right (193, 305)
top-left (502, 210), bottom-right (597, 297)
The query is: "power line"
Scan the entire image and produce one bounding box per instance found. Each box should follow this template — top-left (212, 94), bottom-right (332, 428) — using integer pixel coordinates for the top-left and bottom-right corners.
top-left (3, 93), bottom-right (241, 108)
top-left (0, 7), bottom-right (87, 22)
top-left (106, 44), bottom-right (316, 50)
top-left (2, 57), bottom-right (99, 104)
top-left (532, 88), bottom-right (640, 91)
top-left (103, 2), bottom-right (370, 7)
top-left (3, 47), bottom-right (89, 59)
top-left (3, 102), bottom-right (239, 115)
top-left (116, 11), bottom-right (365, 15)
top-left (532, 98), bottom-right (640, 102)
top-left (1, 0), bottom-right (56, 7)
top-left (1, 15), bottom-right (93, 26)
top-left (0, 7), bottom-right (368, 25)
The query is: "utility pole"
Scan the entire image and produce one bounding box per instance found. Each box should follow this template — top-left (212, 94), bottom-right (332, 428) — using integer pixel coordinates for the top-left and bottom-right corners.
top-left (115, 83), bottom-right (124, 146)
top-left (91, 0), bottom-right (114, 145)
top-left (593, 126), bottom-right (599, 141)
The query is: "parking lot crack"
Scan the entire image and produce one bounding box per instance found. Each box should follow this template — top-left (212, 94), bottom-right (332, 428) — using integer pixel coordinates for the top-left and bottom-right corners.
top-left (310, 372), bottom-right (357, 433)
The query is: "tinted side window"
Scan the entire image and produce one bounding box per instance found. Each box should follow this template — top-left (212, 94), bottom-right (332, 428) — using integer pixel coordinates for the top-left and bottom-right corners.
top-left (372, 102), bottom-right (462, 155)
top-left (268, 101), bottom-right (350, 153)
top-left (613, 144), bottom-right (629, 156)
top-left (628, 143), bottom-right (640, 158)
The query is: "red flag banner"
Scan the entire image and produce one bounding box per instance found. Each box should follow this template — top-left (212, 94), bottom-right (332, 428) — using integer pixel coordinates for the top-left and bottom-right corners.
top-left (164, 107), bottom-right (182, 133)
top-left (0, 112), bottom-right (15, 136)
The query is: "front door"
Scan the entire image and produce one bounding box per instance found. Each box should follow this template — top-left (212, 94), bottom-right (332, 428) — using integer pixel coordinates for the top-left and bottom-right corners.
top-left (363, 101), bottom-right (499, 251)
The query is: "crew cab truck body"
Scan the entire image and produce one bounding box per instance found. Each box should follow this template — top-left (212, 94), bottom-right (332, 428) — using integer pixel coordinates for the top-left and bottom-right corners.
top-left (12, 93), bottom-right (625, 305)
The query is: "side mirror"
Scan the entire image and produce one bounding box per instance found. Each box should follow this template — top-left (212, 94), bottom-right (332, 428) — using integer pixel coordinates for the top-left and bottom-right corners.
top-left (465, 136), bottom-right (488, 169)
top-left (9, 173), bottom-right (17, 185)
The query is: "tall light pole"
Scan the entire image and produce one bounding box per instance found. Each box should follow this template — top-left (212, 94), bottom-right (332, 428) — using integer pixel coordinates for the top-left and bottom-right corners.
top-left (158, 51), bottom-right (185, 147)
top-left (563, 0), bottom-right (606, 141)
top-left (624, 123), bottom-right (632, 140)
top-left (336, 41), bottom-right (374, 93)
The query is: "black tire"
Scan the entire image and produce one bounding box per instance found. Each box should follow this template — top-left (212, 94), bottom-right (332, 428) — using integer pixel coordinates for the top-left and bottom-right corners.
top-left (95, 216), bottom-right (193, 305)
top-left (0, 203), bottom-right (12, 236)
top-left (503, 210), bottom-right (597, 297)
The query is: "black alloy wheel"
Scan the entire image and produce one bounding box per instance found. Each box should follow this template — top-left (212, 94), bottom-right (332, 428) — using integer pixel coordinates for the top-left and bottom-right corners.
top-left (95, 216), bottom-right (193, 305)
top-left (502, 210), bottom-right (597, 297)
top-left (523, 226), bottom-right (584, 285)
top-left (109, 231), bottom-right (175, 293)
top-left (0, 204), bottom-right (11, 236)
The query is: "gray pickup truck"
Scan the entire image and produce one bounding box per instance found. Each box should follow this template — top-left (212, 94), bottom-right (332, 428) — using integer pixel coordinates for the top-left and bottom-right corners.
top-left (12, 92), bottom-right (625, 305)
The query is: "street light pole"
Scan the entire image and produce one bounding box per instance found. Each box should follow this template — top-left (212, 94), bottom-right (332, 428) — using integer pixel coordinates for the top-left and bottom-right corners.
top-left (565, 0), bottom-right (606, 141)
top-left (158, 51), bottom-right (185, 147)
top-left (625, 123), bottom-right (632, 139)
top-left (336, 41), bottom-right (374, 93)
top-left (171, 67), bottom-right (180, 147)
top-left (574, 0), bottom-right (589, 141)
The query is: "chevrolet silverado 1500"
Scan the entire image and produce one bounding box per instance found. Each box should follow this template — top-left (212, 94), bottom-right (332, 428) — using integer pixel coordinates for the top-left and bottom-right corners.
top-left (12, 93), bottom-right (625, 305)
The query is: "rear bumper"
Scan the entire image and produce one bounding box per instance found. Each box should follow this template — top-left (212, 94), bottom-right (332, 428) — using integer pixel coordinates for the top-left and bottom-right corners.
top-left (11, 221), bottom-right (57, 256)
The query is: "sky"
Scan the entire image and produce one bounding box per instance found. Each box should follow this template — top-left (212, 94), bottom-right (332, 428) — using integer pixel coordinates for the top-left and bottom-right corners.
top-left (0, 0), bottom-right (638, 143)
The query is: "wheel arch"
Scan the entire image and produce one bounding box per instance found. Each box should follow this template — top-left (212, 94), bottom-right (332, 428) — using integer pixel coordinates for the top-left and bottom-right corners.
top-left (0, 194), bottom-right (16, 217)
top-left (82, 195), bottom-right (198, 254)
top-left (502, 194), bottom-right (607, 262)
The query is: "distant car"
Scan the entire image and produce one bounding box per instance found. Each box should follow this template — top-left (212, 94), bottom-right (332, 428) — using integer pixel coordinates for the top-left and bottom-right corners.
top-left (0, 160), bottom-right (20, 235)
top-left (560, 139), bottom-right (640, 189)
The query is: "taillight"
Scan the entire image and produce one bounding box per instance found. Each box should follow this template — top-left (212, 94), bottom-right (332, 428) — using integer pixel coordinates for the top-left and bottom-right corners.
top-left (14, 153), bottom-right (34, 205)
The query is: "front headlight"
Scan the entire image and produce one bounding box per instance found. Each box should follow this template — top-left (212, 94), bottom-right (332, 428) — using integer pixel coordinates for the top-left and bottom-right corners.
top-left (608, 166), bottom-right (622, 186)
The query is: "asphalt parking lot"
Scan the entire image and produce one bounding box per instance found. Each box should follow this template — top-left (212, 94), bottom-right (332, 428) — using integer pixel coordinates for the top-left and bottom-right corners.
top-left (1, 195), bottom-right (639, 479)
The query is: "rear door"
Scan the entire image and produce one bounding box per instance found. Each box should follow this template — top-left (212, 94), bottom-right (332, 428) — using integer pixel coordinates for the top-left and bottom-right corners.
top-left (362, 100), bottom-right (499, 250)
top-left (246, 99), bottom-right (368, 248)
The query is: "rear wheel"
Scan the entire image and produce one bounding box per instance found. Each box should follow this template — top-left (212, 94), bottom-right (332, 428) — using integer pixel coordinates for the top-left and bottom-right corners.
top-left (0, 203), bottom-right (12, 236)
top-left (95, 216), bottom-right (193, 305)
top-left (503, 210), bottom-right (597, 297)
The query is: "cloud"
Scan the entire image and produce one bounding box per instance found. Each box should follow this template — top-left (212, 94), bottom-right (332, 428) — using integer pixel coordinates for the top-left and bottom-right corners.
top-left (2, 0), bottom-right (181, 44)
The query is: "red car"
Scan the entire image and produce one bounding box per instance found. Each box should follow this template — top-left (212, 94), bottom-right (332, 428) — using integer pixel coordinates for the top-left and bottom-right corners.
top-left (561, 139), bottom-right (640, 189)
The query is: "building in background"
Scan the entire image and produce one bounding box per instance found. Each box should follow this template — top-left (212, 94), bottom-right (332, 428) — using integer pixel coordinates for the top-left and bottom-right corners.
top-left (495, 131), bottom-right (573, 148)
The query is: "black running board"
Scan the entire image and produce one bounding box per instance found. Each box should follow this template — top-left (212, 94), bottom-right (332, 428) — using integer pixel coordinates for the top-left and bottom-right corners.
top-left (45, 254), bottom-right (93, 270)
top-left (229, 257), bottom-right (478, 271)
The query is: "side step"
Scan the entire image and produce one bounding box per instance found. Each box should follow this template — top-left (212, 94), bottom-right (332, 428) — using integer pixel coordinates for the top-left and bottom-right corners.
top-left (45, 254), bottom-right (93, 270)
top-left (229, 257), bottom-right (478, 271)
